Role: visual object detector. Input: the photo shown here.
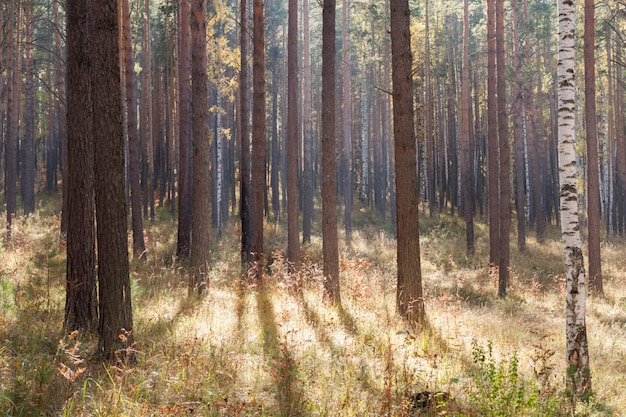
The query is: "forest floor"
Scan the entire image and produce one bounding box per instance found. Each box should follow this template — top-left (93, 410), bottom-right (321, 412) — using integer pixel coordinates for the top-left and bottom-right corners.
top-left (1, 200), bottom-right (625, 416)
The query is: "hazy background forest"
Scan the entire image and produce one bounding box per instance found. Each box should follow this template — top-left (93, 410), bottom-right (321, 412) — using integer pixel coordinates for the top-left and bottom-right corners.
top-left (1, 0), bottom-right (626, 415)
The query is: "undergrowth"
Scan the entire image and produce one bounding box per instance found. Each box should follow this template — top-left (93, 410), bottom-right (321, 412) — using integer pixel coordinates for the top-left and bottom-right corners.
top-left (0, 204), bottom-right (624, 416)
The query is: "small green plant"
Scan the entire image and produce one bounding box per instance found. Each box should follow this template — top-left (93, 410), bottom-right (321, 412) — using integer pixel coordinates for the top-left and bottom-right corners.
top-left (469, 340), bottom-right (530, 417)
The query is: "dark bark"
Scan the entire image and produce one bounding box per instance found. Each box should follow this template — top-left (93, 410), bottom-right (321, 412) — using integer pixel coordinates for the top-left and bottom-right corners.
top-left (22, 1), bottom-right (35, 216)
top-left (240, 0), bottom-right (252, 263)
top-left (342, 0), bottom-right (353, 244)
top-left (302, 0), bottom-right (313, 244)
top-left (512, 0), bottom-right (526, 252)
top-left (64, 0), bottom-right (97, 333)
top-left (287, 0), bottom-right (301, 270)
top-left (461, 0), bottom-right (474, 255)
top-left (584, 0), bottom-right (602, 294)
top-left (321, 0), bottom-right (340, 304)
top-left (496, 0), bottom-right (510, 297)
top-left (249, 0), bottom-right (266, 276)
top-left (390, 0), bottom-right (424, 326)
top-left (121, 0), bottom-right (146, 260)
top-left (487, 0), bottom-right (500, 269)
top-left (176, 0), bottom-right (192, 261)
top-left (190, 0), bottom-right (211, 294)
top-left (90, 0), bottom-right (134, 362)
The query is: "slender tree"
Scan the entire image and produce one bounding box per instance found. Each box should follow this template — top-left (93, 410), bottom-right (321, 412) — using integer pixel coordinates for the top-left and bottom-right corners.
top-left (584, 0), bottom-right (602, 294)
top-left (486, 0), bottom-right (499, 270)
top-left (287, 0), bottom-right (300, 270)
top-left (342, 0), bottom-right (353, 245)
top-left (90, 0), bottom-right (134, 361)
top-left (121, 0), bottom-right (146, 260)
top-left (22, 1), bottom-right (35, 216)
top-left (302, 0), bottom-right (313, 244)
top-left (176, 0), bottom-right (192, 260)
top-left (249, 0), bottom-right (266, 276)
top-left (190, 0), bottom-right (211, 294)
top-left (321, 0), bottom-right (341, 304)
top-left (512, 0), bottom-right (526, 251)
top-left (65, 0), bottom-right (97, 333)
top-left (390, 0), bottom-right (424, 325)
top-left (461, 0), bottom-right (474, 255)
top-left (557, 0), bottom-right (591, 395)
top-left (240, 0), bottom-right (251, 263)
top-left (496, 0), bottom-right (510, 297)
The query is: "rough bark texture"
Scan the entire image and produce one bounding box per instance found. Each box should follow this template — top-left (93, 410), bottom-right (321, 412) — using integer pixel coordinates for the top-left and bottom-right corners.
top-left (425, 0), bottom-right (435, 218)
top-left (461, 0), bottom-right (474, 256)
top-left (22, 1), bottom-right (35, 216)
top-left (584, 0), bottom-right (602, 294)
top-left (121, 0), bottom-right (146, 260)
top-left (287, 0), bottom-right (300, 271)
top-left (512, 0), bottom-right (526, 252)
top-left (486, 0), bottom-right (499, 269)
top-left (557, 0), bottom-right (591, 395)
top-left (302, 0), bottom-right (313, 244)
top-left (240, 0), bottom-right (251, 263)
top-left (496, 0), bottom-right (510, 297)
top-left (342, 0), bottom-right (353, 245)
top-left (321, 0), bottom-right (341, 305)
top-left (249, 0), bottom-right (266, 277)
top-left (64, 0), bottom-right (97, 333)
top-left (176, 0), bottom-right (192, 261)
top-left (6, 0), bottom-right (18, 238)
top-left (90, 0), bottom-right (134, 362)
top-left (190, 0), bottom-right (211, 294)
top-left (390, 0), bottom-right (424, 326)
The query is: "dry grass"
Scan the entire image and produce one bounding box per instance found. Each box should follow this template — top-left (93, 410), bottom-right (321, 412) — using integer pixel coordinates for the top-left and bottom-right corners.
top-left (0, 204), bottom-right (624, 416)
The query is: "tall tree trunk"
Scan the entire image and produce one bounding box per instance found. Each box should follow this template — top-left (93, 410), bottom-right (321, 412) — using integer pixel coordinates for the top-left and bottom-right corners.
top-left (249, 0), bottom-right (266, 276)
top-left (486, 0), bottom-right (499, 269)
top-left (270, 42), bottom-right (280, 221)
top-left (57, 0), bottom-right (69, 235)
top-left (496, 0), bottom-right (510, 297)
top-left (176, 0), bottom-right (192, 261)
top-left (512, 0), bottom-right (526, 251)
top-left (121, 0), bottom-right (146, 260)
top-left (461, 0), bottom-right (474, 255)
top-left (65, 0), bottom-right (97, 333)
top-left (142, 0), bottom-right (155, 222)
top-left (6, 0), bottom-right (19, 238)
top-left (557, 0), bottom-right (591, 395)
top-left (90, 0), bottom-right (134, 362)
top-left (240, 0), bottom-right (251, 262)
top-left (321, 0), bottom-right (341, 304)
top-left (22, 1), bottom-right (35, 216)
top-left (584, 0), bottom-right (602, 294)
top-left (302, 0), bottom-right (313, 244)
top-left (287, 0), bottom-right (301, 270)
top-left (424, 0), bottom-right (435, 217)
top-left (342, 0), bottom-right (353, 244)
top-left (390, 0), bottom-right (424, 326)
top-left (190, 0), bottom-right (211, 294)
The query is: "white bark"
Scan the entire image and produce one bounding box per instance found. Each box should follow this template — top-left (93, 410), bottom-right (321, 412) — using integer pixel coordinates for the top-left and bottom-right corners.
top-left (557, 0), bottom-right (591, 395)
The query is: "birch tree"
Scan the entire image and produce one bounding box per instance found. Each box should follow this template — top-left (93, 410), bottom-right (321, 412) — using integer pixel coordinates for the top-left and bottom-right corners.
top-left (557, 0), bottom-right (591, 396)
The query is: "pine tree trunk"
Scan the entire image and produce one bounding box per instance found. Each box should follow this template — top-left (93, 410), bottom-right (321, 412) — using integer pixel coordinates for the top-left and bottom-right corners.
top-left (65, 0), bottom-right (97, 333)
top-left (90, 0), bottom-right (134, 362)
top-left (496, 0), bottom-right (510, 297)
top-left (461, 0), bottom-right (474, 256)
top-left (189, 0), bottom-right (211, 294)
top-left (342, 0), bottom-right (353, 245)
top-left (301, 0), bottom-right (313, 244)
top-left (321, 0), bottom-right (340, 304)
top-left (287, 0), bottom-right (301, 271)
top-left (486, 0), bottom-right (499, 269)
top-left (240, 0), bottom-right (252, 263)
top-left (512, 0), bottom-right (526, 252)
top-left (390, 0), bottom-right (424, 326)
top-left (249, 0), bottom-right (266, 277)
top-left (176, 0), bottom-right (192, 261)
top-left (22, 1), bottom-right (35, 216)
top-left (557, 0), bottom-right (591, 395)
top-left (121, 0), bottom-right (146, 260)
top-left (584, 0), bottom-right (602, 294)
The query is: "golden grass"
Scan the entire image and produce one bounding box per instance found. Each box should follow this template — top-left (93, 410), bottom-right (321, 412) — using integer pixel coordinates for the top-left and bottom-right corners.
top-left (0, 205), bottom-right (624, 416)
